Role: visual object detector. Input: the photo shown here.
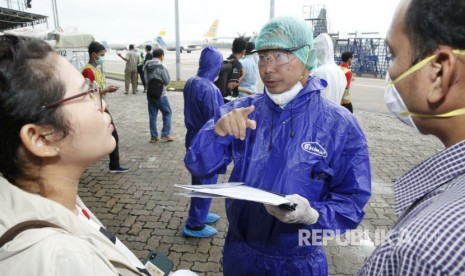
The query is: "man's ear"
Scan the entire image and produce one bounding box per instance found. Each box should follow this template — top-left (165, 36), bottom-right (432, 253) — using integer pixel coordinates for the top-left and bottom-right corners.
top-left (19, 124), bottom-right (59, 158)
top-left (427, 48), bottom-right (456, 104)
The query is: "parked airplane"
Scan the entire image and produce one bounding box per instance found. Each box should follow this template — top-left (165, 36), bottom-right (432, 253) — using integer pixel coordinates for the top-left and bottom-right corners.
top-left (101, 19), bottom-right (218, 53)
top-left (156, 19), bottom-right (218, 53)
top-left (101, 40), bottom-right (130, 51)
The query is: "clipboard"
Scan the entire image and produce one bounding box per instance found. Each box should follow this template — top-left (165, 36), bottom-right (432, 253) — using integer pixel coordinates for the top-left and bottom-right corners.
top-left (175, 183), bottom-right (297, 210)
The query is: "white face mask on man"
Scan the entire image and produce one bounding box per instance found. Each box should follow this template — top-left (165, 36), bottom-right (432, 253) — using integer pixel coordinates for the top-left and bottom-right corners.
top-left (384, 72), bottom-right (416, 128)
top-left (265, 81), bottom-right (303, 108)
top-left (384, 50), bottom-right (465, 129)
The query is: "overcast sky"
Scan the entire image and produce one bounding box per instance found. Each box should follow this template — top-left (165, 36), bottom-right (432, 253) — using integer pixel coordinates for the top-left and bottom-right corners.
top-left (24, 0), bottom-right (400, 42)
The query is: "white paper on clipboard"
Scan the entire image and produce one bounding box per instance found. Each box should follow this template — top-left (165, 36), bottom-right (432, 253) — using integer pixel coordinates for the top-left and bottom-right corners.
top-left (174, 183), bottom-right (295, 207)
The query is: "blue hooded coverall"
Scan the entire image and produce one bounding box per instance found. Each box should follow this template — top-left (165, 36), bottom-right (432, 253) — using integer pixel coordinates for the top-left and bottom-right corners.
top-left (183, 46), bottom-right (224, 227)
top-left (185, 76), bottom-right (371, 275)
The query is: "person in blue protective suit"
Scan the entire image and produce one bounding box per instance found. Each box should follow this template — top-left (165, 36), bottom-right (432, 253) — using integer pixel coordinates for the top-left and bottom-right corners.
top-left (184, 16), bottom-right (371, 275)
top-left (181, 46), bottom-right (225, 238)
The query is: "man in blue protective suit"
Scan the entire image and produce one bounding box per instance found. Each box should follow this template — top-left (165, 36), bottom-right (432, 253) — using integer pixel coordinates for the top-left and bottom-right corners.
top-left (182, 46), bottom-right (225, 238)
top-left (185, 16), bottom-right (371, 275)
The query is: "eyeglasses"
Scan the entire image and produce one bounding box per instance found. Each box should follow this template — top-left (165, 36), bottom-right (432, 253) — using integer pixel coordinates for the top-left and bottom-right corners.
top-left (43, 79), bottom-right (103, 112)
top-left (256, 45), bottom-right (308, 67)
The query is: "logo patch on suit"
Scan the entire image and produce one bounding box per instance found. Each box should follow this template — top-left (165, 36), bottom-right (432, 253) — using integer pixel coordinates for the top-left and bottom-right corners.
top-left (301, 142), bottom-right (327, 158)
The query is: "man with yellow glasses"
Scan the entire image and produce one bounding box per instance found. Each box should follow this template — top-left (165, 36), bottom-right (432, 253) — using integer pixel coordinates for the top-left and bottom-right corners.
top-left (359, 0), bottom-right (465, 274)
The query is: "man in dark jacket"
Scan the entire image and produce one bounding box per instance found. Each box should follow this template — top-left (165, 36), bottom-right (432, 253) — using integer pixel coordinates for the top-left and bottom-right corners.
top-left (140, 44), bottom-right (153, 93)
top-left (214, 37), bottom-right (247, 103)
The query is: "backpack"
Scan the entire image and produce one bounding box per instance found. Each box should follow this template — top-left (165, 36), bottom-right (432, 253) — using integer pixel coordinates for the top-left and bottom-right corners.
top-left (147, 78), bottom-right (164, 99)
top-left (214, 60), bottom-right (233, 98)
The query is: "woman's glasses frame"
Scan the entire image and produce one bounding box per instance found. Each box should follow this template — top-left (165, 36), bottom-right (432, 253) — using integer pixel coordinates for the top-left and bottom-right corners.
top-left (42, 79), bottom-right (102, 112)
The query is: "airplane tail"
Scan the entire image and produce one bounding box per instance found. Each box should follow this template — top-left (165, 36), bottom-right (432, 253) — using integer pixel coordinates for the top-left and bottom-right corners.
top-left (156, 36), bottom-right (167, 51)
top-left (203, 19), bottom-right (218, 38)
top-left (158, 28), bottom-right (167, 37)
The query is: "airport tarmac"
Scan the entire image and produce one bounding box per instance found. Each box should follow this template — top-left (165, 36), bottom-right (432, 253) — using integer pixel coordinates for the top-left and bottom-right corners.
top-left (78, 50), bottom-right (443, 275)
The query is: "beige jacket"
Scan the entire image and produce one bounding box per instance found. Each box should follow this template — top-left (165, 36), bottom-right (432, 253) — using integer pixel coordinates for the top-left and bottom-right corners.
top-left (0, 177), bottom-right (143, 276)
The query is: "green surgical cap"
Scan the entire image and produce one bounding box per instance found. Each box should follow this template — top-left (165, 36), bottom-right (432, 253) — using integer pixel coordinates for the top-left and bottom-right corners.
top-left (255, 16), bottom-right (317, 70)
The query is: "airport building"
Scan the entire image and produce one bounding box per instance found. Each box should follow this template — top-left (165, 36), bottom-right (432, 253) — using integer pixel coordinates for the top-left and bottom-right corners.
top-left (0, 0), bottom-right (47, 32)
top-left (0, 0), bottom-right (94, 72)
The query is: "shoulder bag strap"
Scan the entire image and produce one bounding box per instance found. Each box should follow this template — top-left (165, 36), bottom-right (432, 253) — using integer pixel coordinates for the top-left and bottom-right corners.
top-left (0, 220), bottom-right (62, 248)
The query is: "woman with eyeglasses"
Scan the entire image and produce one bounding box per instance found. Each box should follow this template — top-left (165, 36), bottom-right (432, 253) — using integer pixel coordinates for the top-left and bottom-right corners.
top-left (0, 35), bottom-right (173, 276)
top-left (185, 17), bottom-right (371, 275)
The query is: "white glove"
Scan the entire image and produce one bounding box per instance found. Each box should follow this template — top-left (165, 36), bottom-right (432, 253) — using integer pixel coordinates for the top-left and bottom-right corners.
top-left (264, 194), bottom-right (319, 225)
top-left (171, 269), bottom-right (199, 276)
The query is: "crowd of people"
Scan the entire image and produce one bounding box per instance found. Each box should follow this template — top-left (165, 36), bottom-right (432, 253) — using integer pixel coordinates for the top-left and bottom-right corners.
top-left (2, 0), bottom-right (465, 274)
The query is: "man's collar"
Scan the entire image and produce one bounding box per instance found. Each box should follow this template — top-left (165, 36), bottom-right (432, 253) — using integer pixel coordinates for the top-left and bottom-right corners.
top-left (228, 54), bottom-right (239, 60)
top-left (395, 140), bottom-right (465, 215)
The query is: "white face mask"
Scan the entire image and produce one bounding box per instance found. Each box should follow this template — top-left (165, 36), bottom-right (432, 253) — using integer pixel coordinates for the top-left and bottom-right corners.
top-left (265, 81), bottom-right (303, 108)
top-left (384, 49), bottom-right (465, 130)
top-left (384, 72), bottom-right (417, 128)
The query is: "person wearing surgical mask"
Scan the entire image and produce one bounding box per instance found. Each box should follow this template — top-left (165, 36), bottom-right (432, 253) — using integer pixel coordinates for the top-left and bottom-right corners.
top-left (185, 16), bottom-right (371, 275)
top-left (385, 51), bottom-right (465, 130)
top-left (82, 41), bottom-right (130, 174)
top-left (359, 0), bottom-right (465, 275)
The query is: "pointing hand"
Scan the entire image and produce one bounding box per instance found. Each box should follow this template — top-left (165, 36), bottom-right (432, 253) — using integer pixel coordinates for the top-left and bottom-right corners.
top-left (214, 105), bottom-right (256, 140)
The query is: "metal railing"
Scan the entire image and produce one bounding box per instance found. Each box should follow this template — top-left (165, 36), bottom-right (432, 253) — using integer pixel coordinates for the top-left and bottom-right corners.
top-left (0, 0), bottom-right (28, 11)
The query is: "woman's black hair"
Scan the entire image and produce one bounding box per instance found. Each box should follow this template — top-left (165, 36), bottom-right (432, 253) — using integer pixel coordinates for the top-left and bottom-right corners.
top-left (0, 35), bottom-right (70, 191)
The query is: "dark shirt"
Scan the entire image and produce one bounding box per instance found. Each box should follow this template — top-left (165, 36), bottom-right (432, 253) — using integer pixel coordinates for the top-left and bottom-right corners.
top-left (214, 54), bottom-right (243, 99)
top-left (227, 54), bottom-right (242, 97)
top-left (144, 52), bottom-right (153, 65)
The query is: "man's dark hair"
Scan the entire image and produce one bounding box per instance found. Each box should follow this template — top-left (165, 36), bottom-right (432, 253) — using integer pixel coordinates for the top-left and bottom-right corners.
top-left (152, 48), bottom-right (164, 58)
top-left (405, 0), bottom-right (465, 64)
top-left (129, 44), bottom-right (135, 50)
top-left (88, 41), bottom-right (106, 55)
top-left (232, 37), bottom-right (248, 54)
top-left (245, 42), bottom-right (255, 54)
top-left (341, 51), bottom-right (354, 62)
top-left (145, 45), bottom-right (152, 51)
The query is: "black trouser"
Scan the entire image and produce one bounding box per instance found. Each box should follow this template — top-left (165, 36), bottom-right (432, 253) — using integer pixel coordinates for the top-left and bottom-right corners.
top-left (106, 108), bottom-right (120, 169)
top-left (342, 103), bottom-right (353, 113)
top-left (137, 65), bottom-right (145, 88)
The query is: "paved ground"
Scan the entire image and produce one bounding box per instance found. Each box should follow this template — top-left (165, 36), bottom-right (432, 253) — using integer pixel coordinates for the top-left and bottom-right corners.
top-left (78, 79), bottom-right (443, 275)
